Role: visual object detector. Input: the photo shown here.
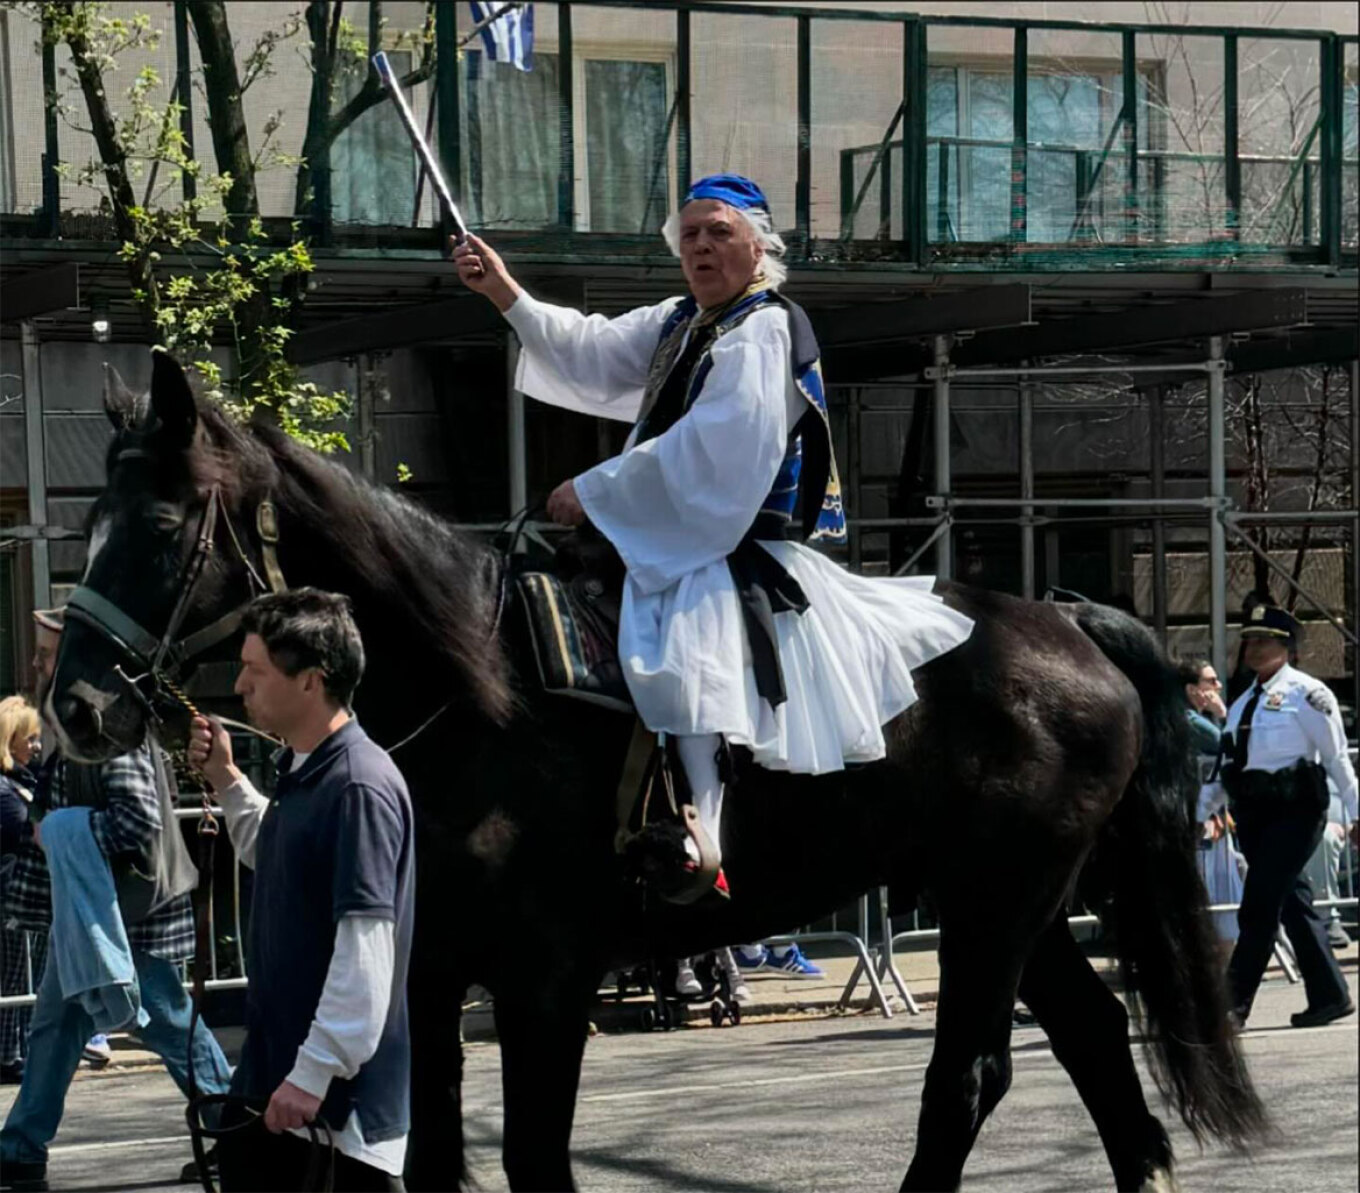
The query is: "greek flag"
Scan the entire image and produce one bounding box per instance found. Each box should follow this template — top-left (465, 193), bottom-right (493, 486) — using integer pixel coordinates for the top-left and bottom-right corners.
top-left (470, 2), bottom-right (534, 72)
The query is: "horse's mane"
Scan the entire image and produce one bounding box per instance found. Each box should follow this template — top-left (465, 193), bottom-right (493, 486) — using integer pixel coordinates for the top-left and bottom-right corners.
top-left (190, 401), bottom-right (512, 724)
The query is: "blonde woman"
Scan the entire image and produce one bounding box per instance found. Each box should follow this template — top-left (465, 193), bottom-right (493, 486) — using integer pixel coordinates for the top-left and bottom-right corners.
top-left (0, 695), bottom-right (43, 1083)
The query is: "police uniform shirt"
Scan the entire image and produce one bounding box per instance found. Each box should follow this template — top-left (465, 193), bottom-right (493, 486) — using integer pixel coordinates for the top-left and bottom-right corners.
top-left (1210, 663), bottom-right (1359, 822)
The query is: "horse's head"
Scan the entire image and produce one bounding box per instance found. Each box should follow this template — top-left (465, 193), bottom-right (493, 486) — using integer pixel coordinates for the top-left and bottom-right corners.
top-left (49, 351), bottom-right (264, 761)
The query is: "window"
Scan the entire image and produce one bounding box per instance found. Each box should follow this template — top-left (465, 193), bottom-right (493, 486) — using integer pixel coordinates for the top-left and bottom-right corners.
top-left (463, 47), bottom-right (673, 232)
top-left (464, 49), bottom-right (561, 229)
top-left (581, 58), bottom-right (670, 233)
top-left (926, 62), bottom-right (1153, 243)
top-left (331, 49), bottom-right (422, 226)
top-left (0, 10), bottom-right (15, 213)
top-left (1344, 74), bottom-right (1358, 247)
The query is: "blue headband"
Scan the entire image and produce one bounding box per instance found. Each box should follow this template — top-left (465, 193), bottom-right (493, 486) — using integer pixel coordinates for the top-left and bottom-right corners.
top-left (682, 173), bottom-right (770, 213)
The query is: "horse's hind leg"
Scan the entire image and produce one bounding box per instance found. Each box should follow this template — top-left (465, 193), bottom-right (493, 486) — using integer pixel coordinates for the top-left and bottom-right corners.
top-left (901, 919), bottom-right (1026, 1192)
top-left (1018, 916), bottom-right (1176, 1192)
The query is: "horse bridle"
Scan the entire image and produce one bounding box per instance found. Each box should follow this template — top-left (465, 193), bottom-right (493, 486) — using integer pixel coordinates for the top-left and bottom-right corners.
top-left (63, 478), bottom-right (287, 730)
top-left (60, 469), bottom-right (308, 1190)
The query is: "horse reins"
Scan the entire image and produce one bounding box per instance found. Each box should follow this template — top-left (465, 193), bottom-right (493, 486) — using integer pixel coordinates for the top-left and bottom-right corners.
top-left (382, 501), bottom-right (538, 757)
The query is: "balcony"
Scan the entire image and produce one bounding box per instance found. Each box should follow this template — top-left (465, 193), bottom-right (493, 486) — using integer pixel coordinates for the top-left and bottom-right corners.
top-left (1, 2), bottom-right (1355, 275)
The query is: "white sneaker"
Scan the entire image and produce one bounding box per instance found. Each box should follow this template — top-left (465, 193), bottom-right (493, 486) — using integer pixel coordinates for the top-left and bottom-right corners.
top-left (716, 948), bottom-right (754, 1005)
top-left (82, 1034), bottom-right (113, 1067)
top-left (674, 959), bottom-right (703, 998)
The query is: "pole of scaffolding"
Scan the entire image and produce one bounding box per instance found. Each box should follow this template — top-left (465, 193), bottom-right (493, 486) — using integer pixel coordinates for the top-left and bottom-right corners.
top-left (507, 335), bottom-right (527, 515)
top-left (1149, 385), bottom-right (1168, 642)
top-left (933, 334), bottom-right (952, 581)
top-left (1208, 337), bottom-right (1228, 685)
top-left (21, 321), bottom-right (51, 611)
top-left (1351, 358), bottom-right (1359, 722)
top-left (1019, 371), bottom-right (1035, 599)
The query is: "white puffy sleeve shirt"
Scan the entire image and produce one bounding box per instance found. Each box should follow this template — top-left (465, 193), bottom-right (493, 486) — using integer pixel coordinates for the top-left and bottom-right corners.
top-left (504, 292), bottom-right (681, 423)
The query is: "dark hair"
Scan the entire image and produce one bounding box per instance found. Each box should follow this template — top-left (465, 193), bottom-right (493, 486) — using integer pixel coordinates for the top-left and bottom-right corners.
top-left (1106, 592), bottom-right (1139, 617)
top-left (1175, 657), bottom-right (1212, 687)
top-left (241, 587), bottom-right (365, 707)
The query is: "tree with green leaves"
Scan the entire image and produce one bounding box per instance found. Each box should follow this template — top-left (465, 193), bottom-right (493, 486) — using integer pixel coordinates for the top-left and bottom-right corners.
top-left (16, 0), bottom-right (435, 453)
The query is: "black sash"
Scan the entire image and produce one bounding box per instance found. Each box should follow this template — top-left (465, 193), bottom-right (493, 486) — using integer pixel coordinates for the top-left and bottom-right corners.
top-left (727, 520), bottom-right (809, 708)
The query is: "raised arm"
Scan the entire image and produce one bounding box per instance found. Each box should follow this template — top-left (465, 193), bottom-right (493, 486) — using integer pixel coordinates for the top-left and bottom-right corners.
top-left (454, 233), bottom-right (676, 420)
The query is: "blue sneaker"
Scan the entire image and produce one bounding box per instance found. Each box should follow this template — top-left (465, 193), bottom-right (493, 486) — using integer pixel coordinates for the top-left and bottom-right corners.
top-left (768, 944), bottom-right (824, 979)
top-left (731, 944), bottom-right (770, 973)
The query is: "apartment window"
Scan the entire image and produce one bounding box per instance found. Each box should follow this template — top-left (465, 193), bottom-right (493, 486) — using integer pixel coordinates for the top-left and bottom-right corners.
top-left (331, 49), bottom-right (422, 225)
top-left (0, 10), bottom-right (15, 214)
top-left (927, 63), bottom-right (1152, 243)
top-left (464, 47), bottom-right (673, 232)
top-left (464, 49), bottom-right (560, 228)
top-left (1344, 76), bottom-right (1358, 245)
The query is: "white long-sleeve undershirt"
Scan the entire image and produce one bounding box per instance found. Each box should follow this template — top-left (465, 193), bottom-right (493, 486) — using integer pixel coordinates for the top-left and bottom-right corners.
top-left (215, 770), bottom-right (405, 1174)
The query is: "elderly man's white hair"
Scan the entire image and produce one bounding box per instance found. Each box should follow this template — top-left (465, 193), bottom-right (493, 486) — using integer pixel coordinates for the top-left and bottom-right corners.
top-left (661, 203), bottom-right (789, 291)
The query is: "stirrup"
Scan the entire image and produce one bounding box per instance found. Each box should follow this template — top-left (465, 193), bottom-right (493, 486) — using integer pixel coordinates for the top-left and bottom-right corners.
top-left (660, 805), bottom-right (722, 906)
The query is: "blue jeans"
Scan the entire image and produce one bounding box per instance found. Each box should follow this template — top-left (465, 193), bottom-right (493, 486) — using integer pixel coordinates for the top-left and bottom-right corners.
top-left (0, 948), bottom-right (231, 1164)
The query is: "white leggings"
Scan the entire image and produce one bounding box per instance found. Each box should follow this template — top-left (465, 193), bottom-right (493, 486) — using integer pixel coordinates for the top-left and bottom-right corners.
top-left (673, 732), bottom-right (724, 855)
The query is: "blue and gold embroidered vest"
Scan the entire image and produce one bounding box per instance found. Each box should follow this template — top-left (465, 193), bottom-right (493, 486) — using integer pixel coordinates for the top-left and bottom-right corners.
top-left (633, 286), bottom-right (846, 545)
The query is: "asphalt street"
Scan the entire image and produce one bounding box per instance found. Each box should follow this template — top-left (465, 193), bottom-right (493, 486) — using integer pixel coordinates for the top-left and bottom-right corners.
top-left (5, 973), bottom-right (1355, 1193)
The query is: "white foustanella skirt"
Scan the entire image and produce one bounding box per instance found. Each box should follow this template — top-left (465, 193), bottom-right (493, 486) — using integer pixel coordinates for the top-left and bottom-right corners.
top-left (618, 540), bottom-right (976, 775)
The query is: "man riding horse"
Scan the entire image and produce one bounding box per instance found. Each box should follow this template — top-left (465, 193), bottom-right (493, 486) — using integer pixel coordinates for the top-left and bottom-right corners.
top-left (455, 174), bottom-right (974, 900)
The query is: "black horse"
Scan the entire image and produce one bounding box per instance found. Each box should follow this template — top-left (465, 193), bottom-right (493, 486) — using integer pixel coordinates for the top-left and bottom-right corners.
top-left (47, 353), bottom-right (1264, 1192)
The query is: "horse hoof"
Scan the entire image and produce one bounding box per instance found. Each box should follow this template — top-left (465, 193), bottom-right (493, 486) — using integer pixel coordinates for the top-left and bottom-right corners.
top-left (1139, 1165), bottom-right (1181, 1193)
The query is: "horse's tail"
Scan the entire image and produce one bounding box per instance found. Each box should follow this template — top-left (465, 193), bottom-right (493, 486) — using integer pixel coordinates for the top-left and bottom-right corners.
top-left (1074, 602), bottom-right (1267, 1149)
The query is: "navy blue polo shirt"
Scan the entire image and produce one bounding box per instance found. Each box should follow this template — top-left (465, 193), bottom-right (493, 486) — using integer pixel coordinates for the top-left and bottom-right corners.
top-left (232, 719), bottom-right (415, 1142)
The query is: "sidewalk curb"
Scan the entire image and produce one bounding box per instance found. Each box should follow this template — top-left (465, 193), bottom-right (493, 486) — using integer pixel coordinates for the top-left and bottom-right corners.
top-left (465, 986), bottom-right (943, 1042)
top-left (82, 947), bottom-right (1355, 1066)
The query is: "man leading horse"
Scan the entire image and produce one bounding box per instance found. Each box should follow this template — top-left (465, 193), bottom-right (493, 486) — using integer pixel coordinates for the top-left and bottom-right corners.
top-left (455, 174), bottom-right (974, 900)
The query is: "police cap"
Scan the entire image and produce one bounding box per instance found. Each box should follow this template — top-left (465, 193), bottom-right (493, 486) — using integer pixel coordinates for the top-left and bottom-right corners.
top-left (1240, 604), bottom-right (1299, 641)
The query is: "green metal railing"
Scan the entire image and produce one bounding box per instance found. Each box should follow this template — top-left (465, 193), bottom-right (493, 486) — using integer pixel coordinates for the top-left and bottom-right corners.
top-left (841, 135), bottom-right (1355, 248)
top-left (14, 1), bottom-right (1359, 269)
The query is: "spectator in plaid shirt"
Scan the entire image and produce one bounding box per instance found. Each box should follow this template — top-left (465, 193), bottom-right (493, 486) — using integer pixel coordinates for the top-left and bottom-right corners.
top-left (1, 696), bottom-right (44, 1084)
top-left (0, 609), bottom-right (232, 1193)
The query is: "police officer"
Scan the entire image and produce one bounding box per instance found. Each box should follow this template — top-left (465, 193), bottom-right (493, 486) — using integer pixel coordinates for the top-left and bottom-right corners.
top-left (1211, 604), bottom-right (1357, 1028)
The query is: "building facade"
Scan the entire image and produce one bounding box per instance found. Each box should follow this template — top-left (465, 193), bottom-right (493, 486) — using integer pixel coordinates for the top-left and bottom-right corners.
top-left (1, 1), bottom-right (1357, 699)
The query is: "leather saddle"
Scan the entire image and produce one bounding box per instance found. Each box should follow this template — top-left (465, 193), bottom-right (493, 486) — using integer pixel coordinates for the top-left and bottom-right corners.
top-left (515, 527), bottom-right (632, 714)
top-left (513, 529), bottom-right (721, 901)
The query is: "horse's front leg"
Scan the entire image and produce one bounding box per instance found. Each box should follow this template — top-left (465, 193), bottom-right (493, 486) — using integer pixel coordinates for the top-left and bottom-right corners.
top-left (406, 952), bottom-right (470, 1191)
top-left (494, 964), bottom-right (599, 1193)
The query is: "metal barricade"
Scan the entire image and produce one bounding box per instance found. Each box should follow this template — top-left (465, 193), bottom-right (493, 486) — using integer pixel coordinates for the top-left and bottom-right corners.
top-left (761, 891), bottom-right (901, 1020)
